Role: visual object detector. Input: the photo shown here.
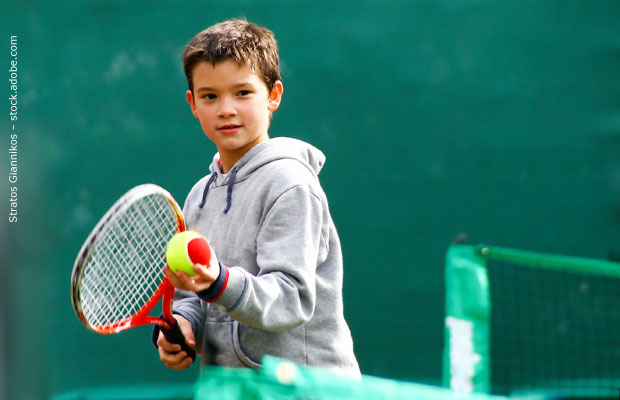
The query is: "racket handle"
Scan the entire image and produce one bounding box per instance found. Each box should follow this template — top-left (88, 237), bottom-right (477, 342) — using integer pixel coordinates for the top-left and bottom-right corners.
top-left (161, 320), bottom-right (196, 362)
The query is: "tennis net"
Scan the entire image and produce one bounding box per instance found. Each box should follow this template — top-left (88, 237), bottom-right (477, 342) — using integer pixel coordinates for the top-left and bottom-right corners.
top-left (444, 244), bottom-right (620, 399)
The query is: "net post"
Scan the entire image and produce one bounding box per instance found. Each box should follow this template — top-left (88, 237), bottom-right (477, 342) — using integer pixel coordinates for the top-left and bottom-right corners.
top-left (443, 244), bottom-right (491, 394)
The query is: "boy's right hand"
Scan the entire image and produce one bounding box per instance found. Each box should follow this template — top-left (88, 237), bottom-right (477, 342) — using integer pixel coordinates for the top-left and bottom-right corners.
top-left (157, 315), bottom-right (196, 370)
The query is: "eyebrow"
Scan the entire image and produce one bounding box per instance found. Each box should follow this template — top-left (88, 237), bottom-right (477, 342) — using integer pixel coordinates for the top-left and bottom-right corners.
top-left (195, 82), bottom-right (254, 92)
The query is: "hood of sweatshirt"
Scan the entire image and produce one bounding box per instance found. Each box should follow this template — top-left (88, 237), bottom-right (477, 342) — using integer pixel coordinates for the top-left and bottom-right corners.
top-left (198, 137), bottom-right (326, 213)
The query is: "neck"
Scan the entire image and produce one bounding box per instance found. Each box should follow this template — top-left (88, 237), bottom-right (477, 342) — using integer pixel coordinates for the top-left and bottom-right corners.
top-left (217, 133), bottom-right (269, 173)
top-left (218, 153), bottom-right (237, 174)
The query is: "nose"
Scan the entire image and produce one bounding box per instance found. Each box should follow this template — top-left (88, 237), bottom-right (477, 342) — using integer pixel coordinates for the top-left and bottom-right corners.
top-left (217, 96), bottom-right (237, 118)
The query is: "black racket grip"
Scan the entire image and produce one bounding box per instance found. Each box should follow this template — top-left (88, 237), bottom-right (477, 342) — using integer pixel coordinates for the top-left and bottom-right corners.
top-left (161, 320), bottom-right (196, 362)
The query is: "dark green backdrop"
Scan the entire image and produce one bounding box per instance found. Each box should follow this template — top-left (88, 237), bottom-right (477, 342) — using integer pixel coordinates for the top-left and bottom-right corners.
top-left (3, 1), bottom-right (619, 399)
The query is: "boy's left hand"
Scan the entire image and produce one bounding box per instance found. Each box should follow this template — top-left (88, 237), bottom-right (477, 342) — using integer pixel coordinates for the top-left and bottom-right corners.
top-left (164, 248), bottom-right (221, 292)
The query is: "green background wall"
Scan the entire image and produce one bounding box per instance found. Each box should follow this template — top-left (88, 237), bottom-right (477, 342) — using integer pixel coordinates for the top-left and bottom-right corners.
top-left (3, 1), bottom-right (619, 399)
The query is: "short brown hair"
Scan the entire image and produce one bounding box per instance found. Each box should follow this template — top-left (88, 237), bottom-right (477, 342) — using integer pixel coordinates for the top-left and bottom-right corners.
top-left (182, 19), bottom-right (281, 93)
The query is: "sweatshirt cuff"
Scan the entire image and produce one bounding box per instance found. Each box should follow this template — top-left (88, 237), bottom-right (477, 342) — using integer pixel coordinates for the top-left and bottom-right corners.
top-left (210, 266), bottom-right (248, 312)
top-left (197, 263), bottom-right (229, 302)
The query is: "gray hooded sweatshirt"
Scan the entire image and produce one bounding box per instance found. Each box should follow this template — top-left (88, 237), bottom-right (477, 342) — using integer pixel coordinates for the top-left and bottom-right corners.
top-left (173, 137), bottom-right (360, 376)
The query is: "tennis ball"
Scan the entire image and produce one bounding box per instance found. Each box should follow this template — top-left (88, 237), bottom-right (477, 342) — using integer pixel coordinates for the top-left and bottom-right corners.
top-left (165, 231), bottom-right (211, 276)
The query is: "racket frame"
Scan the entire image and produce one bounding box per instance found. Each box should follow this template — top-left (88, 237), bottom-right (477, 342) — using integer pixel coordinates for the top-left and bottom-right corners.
top-left (71, 184), bottom-right (185, 335)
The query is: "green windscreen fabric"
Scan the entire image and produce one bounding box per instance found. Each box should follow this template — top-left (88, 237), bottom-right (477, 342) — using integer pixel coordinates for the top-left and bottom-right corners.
top-left (52, 357), bottom-right (510, 400)
top-left (52, 384), bottom-right (193, 400)
top-left (194, 356), bottom-right (509, 400)
top-left (444, 244), bottom-right (620, 399)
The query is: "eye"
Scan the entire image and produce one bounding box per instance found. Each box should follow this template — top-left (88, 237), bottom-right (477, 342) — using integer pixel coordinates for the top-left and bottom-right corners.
top-left (237, 90), bottom-right (251, 96)
top-left (202, 93), bottom-right (217, 100)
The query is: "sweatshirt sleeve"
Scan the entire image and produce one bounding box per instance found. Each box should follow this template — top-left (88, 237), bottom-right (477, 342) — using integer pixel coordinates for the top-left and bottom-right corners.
top-left (211, 184), bottom-right (325, 331)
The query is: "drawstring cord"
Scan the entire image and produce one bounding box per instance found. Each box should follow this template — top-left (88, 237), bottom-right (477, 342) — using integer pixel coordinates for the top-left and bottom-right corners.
top-left (198, 166), bottom-right (239, 213)
top-left (198, 173), bottom-right (218, 208)
top-left (223, 166), bottom-right (238, 214)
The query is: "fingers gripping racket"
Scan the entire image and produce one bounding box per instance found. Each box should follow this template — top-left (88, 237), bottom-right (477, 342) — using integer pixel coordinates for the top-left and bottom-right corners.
top-left (71, 184), bottom-right (197, 361)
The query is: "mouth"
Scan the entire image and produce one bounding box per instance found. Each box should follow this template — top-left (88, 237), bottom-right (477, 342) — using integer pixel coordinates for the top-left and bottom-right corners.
top-left (217, 124), bottom-right (242, 134)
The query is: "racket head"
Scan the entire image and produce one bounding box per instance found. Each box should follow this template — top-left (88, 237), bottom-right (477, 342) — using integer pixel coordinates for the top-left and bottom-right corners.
top-left (71, 184), bottom-right (185, 334)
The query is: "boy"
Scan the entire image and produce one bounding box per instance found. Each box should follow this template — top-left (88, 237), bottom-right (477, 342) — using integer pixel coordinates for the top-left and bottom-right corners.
top-left (154, 19), bottom-right (360, 376)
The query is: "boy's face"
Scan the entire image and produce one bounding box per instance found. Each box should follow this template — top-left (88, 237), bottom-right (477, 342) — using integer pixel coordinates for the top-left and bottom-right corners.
top-left (186, 59), bottom-right (283, 170)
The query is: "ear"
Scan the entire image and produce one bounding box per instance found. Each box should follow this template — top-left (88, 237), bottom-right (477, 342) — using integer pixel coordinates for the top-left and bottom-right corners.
top-left (186, 90), bottom-right (199, 119)
top-left (267, 81), bottom-right (284, 112)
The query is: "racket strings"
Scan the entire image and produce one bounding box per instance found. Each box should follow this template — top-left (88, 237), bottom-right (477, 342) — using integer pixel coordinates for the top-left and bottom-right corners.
top-left (80, 194), bottom-right (178, 328)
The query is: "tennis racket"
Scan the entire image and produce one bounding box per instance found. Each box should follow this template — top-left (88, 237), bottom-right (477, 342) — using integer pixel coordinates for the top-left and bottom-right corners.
top-left (71, 183), bottom-right (197, 361)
